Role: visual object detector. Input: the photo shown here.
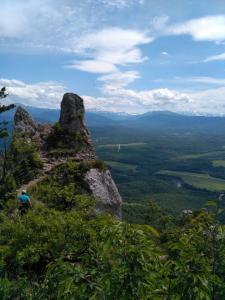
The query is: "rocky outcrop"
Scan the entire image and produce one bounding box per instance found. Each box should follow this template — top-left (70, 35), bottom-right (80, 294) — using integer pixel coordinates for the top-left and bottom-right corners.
top-left (59, 93), bottom-right (93, 147)
top-left (84, 168), bottom-right (122, 218)
top-left (14, 106), bottom-right (37, 134)
top-left (14, 93), bottom-right (122, 218)
top-left (60, 93), bottom-right (86, 134)
top-left (14, 107), bottom-right (52, 146)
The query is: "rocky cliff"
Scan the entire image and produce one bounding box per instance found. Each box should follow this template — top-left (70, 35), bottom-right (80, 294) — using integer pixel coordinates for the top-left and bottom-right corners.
top-left (14, 93), bottom-right (122, 217)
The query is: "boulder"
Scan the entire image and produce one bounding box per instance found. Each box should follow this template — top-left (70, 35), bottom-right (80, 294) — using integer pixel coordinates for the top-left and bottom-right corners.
top-left (84, 168), bottom-right (122, 218)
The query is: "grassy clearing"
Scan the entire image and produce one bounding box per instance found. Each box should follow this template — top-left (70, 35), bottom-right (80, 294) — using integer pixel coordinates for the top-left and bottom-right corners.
top-left (212, 160), bottom-right (225, 168)
top-left (106, 160), bottom-right (137, 172)
top-left (98, 142), bottom-right (147, 149)
top-left (150, 193), bottom-right (208, 213)
top-left (158, 170), bottom-right (225, 192)
top-left (172, 150), bottom-right (225, 161)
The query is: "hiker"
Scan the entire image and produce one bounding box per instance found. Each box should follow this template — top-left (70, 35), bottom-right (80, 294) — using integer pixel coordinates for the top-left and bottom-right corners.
top-left (18, 190), bottom-right (32, 215)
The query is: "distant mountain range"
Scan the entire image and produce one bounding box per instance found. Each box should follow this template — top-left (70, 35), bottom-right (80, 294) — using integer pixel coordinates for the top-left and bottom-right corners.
top-left (2, 104), bottom-right (225, 134)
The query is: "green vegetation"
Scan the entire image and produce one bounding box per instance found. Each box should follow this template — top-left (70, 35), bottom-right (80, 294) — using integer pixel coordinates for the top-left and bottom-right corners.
top-left (213, 160), bottom-right (225, 168)
top-left (0, 88), bottom-right (15, 139)
top-left (1, 188), bottom-right (225, 298)
top-left (46, 122), bottom-right (88, 152)
top-left (1, 124), bottom-right (225, 298)
top-left (158, 170), bottom-right (225, 192)
top-left (0, 134), bottom-right (42, 200)
top-left (173, 150), bottom-right (225, 161)
top-left (99, 142), bottom-right (147, 149)
top-left (29, 160), bottom-right (106, 210)
top-left (91, 126), bottom-right (225, 215)
top-left (106, 160), bottom-right (137, 172)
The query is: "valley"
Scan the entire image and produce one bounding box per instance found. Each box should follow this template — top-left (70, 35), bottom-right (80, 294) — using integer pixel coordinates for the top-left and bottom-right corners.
top-left (91, 125), bottom-right (225, 223)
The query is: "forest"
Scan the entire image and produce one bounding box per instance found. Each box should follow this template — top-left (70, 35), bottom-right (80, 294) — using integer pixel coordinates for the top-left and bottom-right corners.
top-left (1, 104), bottom-right (225, 299)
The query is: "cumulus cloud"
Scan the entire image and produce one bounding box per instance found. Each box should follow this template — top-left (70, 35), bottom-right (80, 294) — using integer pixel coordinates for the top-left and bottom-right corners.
top-left (83, 85), bottom-right (225, 116)
top-left (3, 77), bottom-right (225, 116)
top-left (0, 78), bottom-right (65, 108)
top-left (83, 85), bottom-right (192, 114)
top-left (189, 87), bottom-right (225, 116)
top-left (167, 15), bottom-right (225, 42)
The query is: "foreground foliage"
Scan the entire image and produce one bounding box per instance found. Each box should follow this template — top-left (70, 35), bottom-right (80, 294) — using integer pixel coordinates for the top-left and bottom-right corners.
top-left (1, 135), bottom-right (225, 298)
top-left (0, 134), bottom-right (42, 200)
top-left (1, 195), bottom-right (225, 299)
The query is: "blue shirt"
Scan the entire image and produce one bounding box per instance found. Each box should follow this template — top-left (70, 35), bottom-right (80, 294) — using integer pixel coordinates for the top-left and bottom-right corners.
top-left (19, 194), bottom-right (30, 204)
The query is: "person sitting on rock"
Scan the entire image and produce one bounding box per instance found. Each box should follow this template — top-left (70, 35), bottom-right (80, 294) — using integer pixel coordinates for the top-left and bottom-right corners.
top-left (18, 190), bottom-right (32, 215)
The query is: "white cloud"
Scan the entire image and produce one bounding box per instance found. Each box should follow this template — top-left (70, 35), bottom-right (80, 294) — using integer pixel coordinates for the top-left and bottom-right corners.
top-left (3, 77), bottom-right (225, 116)
top-left (189, 87), bottom-right (225, 116)
top-left (0, 78), bottom-right (65, 108)
top-left (161, 51), bottom-right (169, 56)
top-left (68, 60), bottom-right (117, 74)
top-left (85, 85), bottom-right (192, 114)
top-left (74, 28), bottom-right (151, 52)
top-left (171, 76), bottom-right (225, 86)
top-left (167, 15), bottom-right (225, 42)
top-left (68, 28), bottom-right (152, 74)
top-left (96, 0), bottom-right (144, 8)
top-left (98, 71), bottom-right (140, 88)
top-left (203, 52), bottom-right (225, 62)
top-left (83, 85), bottom-right (225, 116)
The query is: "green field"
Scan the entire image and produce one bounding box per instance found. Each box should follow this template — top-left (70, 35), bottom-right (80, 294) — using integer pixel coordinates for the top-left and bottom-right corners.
top-left (173, 150), bottom-right (225, 161)
top-left (212, 160), bottom-right (225, 168)
top-left (98, 142), bottom-right (147, 149)
top-left (93, 127), bottom-right (225, 218)
top-left (158, 170), bottom-right (225, 192)
top-left (106, 161), bottom-right (137, 172)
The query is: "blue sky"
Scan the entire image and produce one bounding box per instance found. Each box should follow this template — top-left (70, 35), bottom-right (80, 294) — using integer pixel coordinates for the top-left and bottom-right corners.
top-left (1, 0), bottom-right (225, 115)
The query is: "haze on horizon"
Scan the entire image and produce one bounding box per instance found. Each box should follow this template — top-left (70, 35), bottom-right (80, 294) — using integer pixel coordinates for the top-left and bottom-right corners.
top-left (1, 0), bottom-right (225, 116)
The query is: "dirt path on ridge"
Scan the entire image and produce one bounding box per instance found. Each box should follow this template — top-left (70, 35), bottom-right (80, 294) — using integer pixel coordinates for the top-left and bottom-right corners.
top-left (16, 154), bottom-right (67, 197)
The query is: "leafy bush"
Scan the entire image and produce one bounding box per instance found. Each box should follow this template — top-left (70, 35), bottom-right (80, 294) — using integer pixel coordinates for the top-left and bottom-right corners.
top-left (10, 135), bottom-right (42, 184)
top-left (29, 160), bottom-right (107, 210)
top-left (0, 207), bottom-right (162, 299)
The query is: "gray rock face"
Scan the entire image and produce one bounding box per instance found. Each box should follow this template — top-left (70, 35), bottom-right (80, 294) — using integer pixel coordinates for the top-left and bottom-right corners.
top-left (14, 93), bottom-right (122, 218)
top-left (59, 93), bottom-right (88, 136)
top-left (84, 168), bottom-right (122, 218)
top-left (14, 106), bottom-right (37, 133)
top-left (59, 93), bottom-right (94, 154)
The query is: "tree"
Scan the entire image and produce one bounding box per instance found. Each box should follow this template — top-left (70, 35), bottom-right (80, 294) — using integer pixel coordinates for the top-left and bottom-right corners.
top-left (0, 87), bottom-right (16, 200)
top-left (0, 87), bottom-right (15, 138)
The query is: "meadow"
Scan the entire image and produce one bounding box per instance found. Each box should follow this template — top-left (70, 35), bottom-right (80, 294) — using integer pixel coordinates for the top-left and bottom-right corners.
top-left (157, 170), bottom-right (225, 192)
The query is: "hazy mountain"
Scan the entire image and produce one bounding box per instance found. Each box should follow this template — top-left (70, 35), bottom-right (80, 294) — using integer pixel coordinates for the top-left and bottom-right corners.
top-left (2, 104), bottom-right (225, 134)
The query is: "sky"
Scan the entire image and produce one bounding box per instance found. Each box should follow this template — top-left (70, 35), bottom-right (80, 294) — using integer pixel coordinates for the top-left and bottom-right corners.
top-left (1, 0), bottom-right (225, 115)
